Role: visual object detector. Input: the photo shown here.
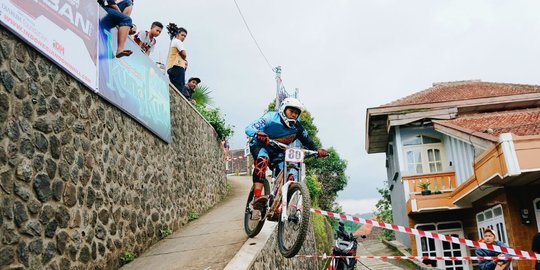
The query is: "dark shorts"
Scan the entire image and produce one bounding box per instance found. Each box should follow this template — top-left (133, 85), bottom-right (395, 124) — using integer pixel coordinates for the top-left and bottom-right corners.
top-left (103, 5), bottom-right (132, 27)
top-left (117, 0), bottom-right (133, 12)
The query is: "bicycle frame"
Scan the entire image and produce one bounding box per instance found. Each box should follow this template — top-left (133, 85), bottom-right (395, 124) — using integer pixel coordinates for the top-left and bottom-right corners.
top-left (268, 140), bottom-right (317, 222)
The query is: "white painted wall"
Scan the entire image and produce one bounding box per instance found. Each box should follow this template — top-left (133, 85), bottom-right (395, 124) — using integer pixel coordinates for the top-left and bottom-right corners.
top-left (443, 135), bottom-right (475, 185)
top-left (387, 127), bottom-right (411, 247)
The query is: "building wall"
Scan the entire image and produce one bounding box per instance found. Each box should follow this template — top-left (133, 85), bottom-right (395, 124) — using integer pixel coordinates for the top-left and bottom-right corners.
top-left (443, 135), bottom-right (475, 185)
top-left (389, 127), bottom-right (411, 247)
top-left (0, 26), bottom-right (227, 269)
top-left (499, 185), bottom-right (539, 270)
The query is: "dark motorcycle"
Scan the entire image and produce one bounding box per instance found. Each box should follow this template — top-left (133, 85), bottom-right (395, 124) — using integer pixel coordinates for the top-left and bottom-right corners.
top-left (331, 222), bottom-right (362, 270)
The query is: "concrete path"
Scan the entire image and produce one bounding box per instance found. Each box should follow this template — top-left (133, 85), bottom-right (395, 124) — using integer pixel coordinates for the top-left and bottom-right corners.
top-left (122, 176), bottom-right (252, 270)
top-left (356, 240), bottom-right (412, 270)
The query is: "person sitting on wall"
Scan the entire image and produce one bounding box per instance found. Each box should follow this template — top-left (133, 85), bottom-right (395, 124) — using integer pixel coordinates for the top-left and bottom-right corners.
top-left (475, 228), bottom-right (511, 270)
top-left (181, 77), bottom-right (200, 104)
top-left (98, 0), bottom-right (133, 58)
top-left (134, 21), bottom-right (163, 56)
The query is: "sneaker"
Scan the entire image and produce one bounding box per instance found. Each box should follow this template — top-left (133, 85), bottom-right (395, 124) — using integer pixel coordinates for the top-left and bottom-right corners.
top-left (253, 195), bottom-right (268, 210)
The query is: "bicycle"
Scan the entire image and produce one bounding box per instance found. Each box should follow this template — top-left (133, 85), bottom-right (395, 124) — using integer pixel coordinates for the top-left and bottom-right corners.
top-left (243, 139), bottom-right (318, 258)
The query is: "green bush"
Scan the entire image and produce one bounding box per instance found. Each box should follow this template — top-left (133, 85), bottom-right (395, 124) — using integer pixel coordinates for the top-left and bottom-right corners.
top-left (196, 105), bottom-right (234, 140)
top-left (188, 211), bottom-right (199, 221)
top-left (160, 228), bottom-right (173, 239)
top-left (312, 213), bottom-right (335, 270)
top-left (305, 173), bottom-right (322, 204)
top-left (120, 251), bottom-right (136, 265)
top-left (312, 214), bottom-right (333, 256)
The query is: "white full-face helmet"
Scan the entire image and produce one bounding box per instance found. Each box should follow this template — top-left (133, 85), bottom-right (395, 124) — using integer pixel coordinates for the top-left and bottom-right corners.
top-left (279, 97), bottom-right (305, 128)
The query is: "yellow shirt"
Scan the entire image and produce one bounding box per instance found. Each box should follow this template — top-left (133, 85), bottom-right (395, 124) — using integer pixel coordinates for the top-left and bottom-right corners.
top-left (167, 38), bottom-right (186, 69)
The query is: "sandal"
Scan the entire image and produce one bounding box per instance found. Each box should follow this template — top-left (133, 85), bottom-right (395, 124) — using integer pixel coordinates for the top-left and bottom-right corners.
top-left (115, 50), bottom-right (132, 58)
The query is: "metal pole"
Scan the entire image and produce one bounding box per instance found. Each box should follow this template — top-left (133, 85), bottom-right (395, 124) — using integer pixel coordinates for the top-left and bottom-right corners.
top-left (274, 66), bottom-right (282, 111)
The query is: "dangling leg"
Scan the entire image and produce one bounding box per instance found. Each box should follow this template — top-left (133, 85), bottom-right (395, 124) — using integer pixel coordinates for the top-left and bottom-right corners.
top-left (252, 156), bottom-right (269, 209)
top-left (250, 145), bottom-right (269, 210)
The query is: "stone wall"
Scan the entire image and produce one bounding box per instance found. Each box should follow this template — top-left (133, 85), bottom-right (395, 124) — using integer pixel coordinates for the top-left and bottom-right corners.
top-left (0, 26), bottom-right (227, 269)
top-left (249, 223), bottom-right (320, 270)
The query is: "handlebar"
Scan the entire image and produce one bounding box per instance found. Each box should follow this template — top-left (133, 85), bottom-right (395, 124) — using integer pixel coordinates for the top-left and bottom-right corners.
top-left (268, 139), bottom-right (318, 156)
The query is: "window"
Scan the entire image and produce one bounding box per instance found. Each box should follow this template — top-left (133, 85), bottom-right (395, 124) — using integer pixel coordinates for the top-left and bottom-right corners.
top-left (404, 135), bottom-right (442, 146)
top-left (407, 150), bottom-right (423, 174)
top-left (404, 136), bottom-right (423, 146)
top-left (415, 222), bottom-right (469, 270)
top-left (403, 135), bottom-right (445, 175)
top-left (417, 224), bottom-right (437, 267)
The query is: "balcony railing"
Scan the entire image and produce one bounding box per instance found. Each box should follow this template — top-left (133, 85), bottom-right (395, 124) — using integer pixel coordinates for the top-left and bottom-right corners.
top-left (403, 171), bottom-right (457, 195)
top-left (403, 171), bottom-right (458, 213)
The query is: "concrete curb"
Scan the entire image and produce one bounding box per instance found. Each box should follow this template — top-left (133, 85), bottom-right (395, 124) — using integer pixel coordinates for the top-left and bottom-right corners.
top-left (382, 239), bottom-right (432, 270)
top-left (224, 222), bottom-right (277, 270)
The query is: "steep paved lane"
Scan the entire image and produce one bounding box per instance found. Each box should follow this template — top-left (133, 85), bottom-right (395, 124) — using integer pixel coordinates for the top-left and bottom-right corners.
top-left (122, 176), bottom-right (251, 270)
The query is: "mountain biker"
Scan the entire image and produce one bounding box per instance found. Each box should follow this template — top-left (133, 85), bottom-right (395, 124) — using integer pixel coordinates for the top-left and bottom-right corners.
top-left (245, 97), bottom-right (328, 209)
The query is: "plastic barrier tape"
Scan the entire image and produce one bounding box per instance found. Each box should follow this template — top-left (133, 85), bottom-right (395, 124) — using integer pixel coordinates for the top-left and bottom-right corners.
top-left (296, 255), bottom-right (534, 261)
top-left (226, 155), bottom-right (246, 161)
top-left (310, 208), bottom-right (540, 260)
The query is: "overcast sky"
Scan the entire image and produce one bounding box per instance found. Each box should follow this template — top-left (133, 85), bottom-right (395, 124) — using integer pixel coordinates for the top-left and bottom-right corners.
top-left (132, 0), bottom-right (540, 215)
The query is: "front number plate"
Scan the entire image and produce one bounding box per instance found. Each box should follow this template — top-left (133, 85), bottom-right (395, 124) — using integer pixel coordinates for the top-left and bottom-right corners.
top-left (285, 148), bottom-right (304, 163)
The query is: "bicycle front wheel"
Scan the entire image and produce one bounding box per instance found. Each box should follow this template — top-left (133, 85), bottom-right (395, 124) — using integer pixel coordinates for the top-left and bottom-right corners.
top-left (277, 182), bottom-right (311, 258)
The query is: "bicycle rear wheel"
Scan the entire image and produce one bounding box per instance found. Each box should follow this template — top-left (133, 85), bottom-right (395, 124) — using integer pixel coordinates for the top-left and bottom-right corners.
top-left (277, 182), bottom-right (311, 258)
top-left (243, 180), bottom-right (270, 237)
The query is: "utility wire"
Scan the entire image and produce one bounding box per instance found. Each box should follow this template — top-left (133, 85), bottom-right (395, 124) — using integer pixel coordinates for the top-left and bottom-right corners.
top-left (233, 0), bottom-right (273, 71)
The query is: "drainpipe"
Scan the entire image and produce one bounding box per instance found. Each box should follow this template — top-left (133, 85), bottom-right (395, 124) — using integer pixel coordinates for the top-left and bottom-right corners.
top-left (499, 133), bottom-right (521, 176)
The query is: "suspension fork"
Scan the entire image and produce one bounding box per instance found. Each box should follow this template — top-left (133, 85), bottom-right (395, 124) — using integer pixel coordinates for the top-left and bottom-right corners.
top-left (280, 163), bottom-right (303, 222)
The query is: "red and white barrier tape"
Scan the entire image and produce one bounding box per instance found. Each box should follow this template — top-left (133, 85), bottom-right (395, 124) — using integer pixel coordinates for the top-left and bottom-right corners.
top-left (296, 255), bottom-right (536, 261)
top-left (226, 155), bottom-right (246, 161)
top-left (310, 208), bottom-right (540, 260)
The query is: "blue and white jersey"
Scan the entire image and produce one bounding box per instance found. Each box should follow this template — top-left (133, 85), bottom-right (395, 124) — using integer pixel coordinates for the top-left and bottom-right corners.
top-left (245, 111), bottom-right (318, 151)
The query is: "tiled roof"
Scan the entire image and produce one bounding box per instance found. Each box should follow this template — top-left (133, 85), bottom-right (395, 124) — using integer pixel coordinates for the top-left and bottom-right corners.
top-left (436, 108), bottom-right (540, 138)
top-left (382, 81), bottom-right (540, 107)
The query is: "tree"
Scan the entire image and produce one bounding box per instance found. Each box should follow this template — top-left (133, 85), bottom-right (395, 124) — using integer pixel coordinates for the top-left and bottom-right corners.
top-left (305, 148), bottom-right (348, 210)
top-left (374, 186), bottom-right (394, 240)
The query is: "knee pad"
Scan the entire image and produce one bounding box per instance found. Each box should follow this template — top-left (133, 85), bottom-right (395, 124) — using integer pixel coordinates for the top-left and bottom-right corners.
top-left (252, 157), bottom-right (268, 183)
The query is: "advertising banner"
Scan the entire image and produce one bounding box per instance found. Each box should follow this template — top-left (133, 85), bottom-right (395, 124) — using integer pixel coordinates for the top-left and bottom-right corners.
top-left (0, 0), bottom-right (98, 90)
top-left (98, 8), bottom-right (171, 143)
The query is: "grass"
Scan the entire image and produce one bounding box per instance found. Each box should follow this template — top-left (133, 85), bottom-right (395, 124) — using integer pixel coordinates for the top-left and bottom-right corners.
top-left (188, 211), bottom-right (199, 221)
top-left (160, 228), bottom-right (173, 239)
top-left (119, 251), bottom-right (136, 265)
top-left (312, 213), bottom-right (333, 269)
